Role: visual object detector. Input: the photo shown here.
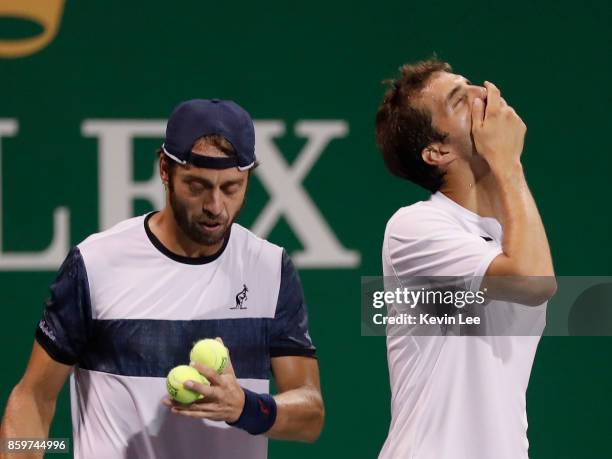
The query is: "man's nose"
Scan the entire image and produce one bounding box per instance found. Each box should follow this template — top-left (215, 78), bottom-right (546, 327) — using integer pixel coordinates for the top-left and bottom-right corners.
top-left (470, 85), bottom-right (487, 103)
top-left (203, 189), bottom-right (223, 216)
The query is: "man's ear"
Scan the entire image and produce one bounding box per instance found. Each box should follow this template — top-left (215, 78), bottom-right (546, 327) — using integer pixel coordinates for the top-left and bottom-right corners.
top-left (421, 143), bottom-right (455, 167)
top-left (159, 155), bottom-right (170, 183)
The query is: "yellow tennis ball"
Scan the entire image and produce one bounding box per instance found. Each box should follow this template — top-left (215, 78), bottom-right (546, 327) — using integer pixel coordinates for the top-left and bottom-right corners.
top-left (190, 339), bottom-right (229, 374)
top-left (166, 365), bottom-right (209, 404)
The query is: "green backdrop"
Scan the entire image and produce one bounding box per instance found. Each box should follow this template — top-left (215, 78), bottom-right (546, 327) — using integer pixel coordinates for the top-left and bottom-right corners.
top-left (1, 1), bottom-right (611, 458)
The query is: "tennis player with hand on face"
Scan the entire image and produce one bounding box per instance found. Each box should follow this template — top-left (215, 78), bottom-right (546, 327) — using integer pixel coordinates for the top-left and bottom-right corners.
top-left (375, 59), bottom-right (556, 459)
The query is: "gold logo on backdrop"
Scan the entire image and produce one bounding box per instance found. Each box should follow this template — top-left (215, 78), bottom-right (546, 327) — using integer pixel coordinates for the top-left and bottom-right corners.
top-left (0, 0), bottom-right (66, 58)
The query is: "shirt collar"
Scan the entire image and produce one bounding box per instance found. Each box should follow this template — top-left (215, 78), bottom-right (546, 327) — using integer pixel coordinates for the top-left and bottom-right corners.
top-left (429, 191), bottom-right (502, 238)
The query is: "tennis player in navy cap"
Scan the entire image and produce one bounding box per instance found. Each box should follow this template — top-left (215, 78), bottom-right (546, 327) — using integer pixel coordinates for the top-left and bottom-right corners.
top-left (1, 99), bottom-right (324, 459)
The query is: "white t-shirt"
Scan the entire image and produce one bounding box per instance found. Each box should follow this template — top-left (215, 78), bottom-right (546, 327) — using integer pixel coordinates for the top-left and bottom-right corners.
top-left (36, 212), bottom-right (315, 459)
top-left (378, 192), bottom-right (546, 459)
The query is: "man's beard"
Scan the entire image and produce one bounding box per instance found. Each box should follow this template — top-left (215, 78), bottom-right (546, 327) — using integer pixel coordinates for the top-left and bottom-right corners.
top-left (168, 185), bottom-right (239, 247)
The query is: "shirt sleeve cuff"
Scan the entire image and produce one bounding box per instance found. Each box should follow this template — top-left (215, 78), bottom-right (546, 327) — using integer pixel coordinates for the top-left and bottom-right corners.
top-left (269, 347), bottom-right (317, 358)
top-left (35, 327), bottom-right (77, 366)
top-left (468, 248), bottom-right (503, 293)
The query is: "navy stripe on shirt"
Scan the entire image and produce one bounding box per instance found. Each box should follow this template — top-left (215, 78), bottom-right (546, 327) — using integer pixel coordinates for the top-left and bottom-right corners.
top-left (37, 316), bottom-right (315, 379)
top-left (83, 318), bottom-right (274, 379)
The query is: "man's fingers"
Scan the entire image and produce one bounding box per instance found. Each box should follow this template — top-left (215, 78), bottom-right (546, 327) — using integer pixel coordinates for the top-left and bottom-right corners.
top-left (471, 98), bottom-right (485, 131)
top-left (184, 378), bottom-right (217, 399)
top-left (484, 81), bottom-right (500, 97)
top-left (191, 361), bottom-right (222, 385)
top-left (172, 409), bottom-right (206, 419)
top-left (171, 404), bottom-right (215, 414)
top-left (169, 400), bottom-right (226, 419)
top-left (222, 352), bottom-right (236, 376)
top-left (165, 386), bottom-right (220, 408)
top-left (214, 337), bottom-right (236, 376)
top-left (483, 81), bottom-right (501, 115)
top-left (164, 397), bottom-right (192, 409)
top-left (171, 407), bottom-right (226, 421)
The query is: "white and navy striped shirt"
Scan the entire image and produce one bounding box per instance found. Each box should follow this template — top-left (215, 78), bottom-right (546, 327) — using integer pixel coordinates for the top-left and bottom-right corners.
top-left (36, 212), bottom-right (315, 459)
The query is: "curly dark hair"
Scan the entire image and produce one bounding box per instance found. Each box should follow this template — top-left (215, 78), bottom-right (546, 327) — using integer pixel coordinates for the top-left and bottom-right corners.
top-left (375, 58), bottom-right (452, 192)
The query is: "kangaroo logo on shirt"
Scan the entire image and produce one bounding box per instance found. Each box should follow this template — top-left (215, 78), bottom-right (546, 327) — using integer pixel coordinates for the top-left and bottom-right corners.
top-left (231, 284), bottom-right (249, 310)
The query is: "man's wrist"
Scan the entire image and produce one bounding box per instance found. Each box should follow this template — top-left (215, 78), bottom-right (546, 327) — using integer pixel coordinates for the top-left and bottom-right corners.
top-left (226, 388), bottom-right (277, 435)
top-left (229, 388), bottom-right (246, 423)
top-left (489, 160), bottom-right (524, 183)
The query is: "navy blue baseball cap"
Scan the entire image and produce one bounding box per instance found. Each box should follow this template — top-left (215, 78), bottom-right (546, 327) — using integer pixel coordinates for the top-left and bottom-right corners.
top-left (162, 99), bottom-right (256, 171)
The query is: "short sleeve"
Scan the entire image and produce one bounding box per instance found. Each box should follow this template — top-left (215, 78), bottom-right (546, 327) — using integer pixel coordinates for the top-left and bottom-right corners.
top-left (385, 207), bottom-right (502, 282)
top-left (35, 246), bottom-right (93, 365)
top-left (269, 250), bottom-right (316, 358)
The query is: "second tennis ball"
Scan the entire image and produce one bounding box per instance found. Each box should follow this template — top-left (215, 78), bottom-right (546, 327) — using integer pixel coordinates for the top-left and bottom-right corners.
top-left (166, 365), bottom-right (209, 404)
top-left (190, 338), bottom-right (229, 374)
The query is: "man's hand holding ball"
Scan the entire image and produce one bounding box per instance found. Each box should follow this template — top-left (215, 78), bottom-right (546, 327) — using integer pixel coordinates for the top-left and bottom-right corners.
top-left (163, 338), bottom-right (246, 423)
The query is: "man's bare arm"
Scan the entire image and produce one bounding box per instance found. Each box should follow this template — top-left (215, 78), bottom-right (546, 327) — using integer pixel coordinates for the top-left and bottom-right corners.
top-left (266, 355), bottom-right (323, 442)
top-left (0, 342), bottom-right (72, 459)
top-left (473, 82), bottom-right (557, 305)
